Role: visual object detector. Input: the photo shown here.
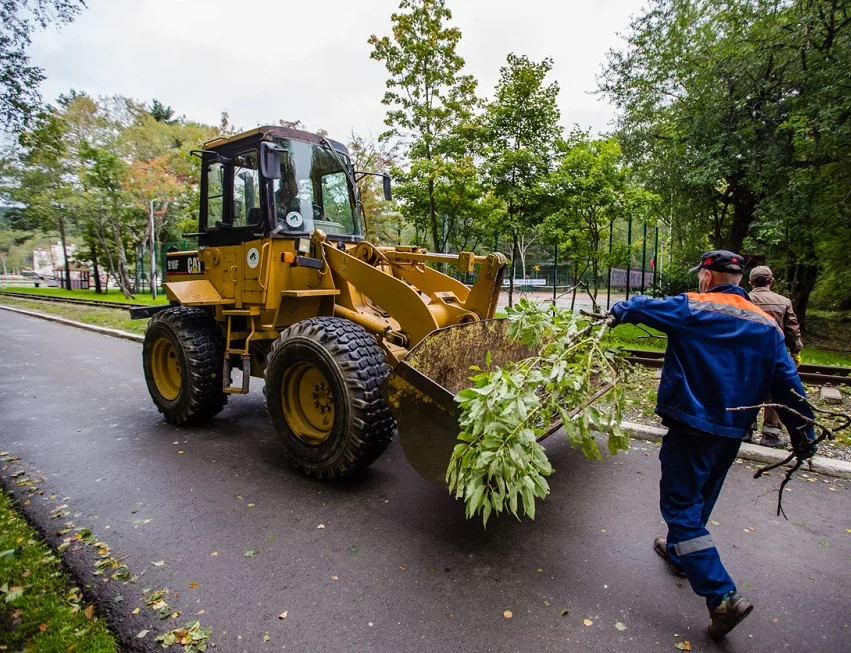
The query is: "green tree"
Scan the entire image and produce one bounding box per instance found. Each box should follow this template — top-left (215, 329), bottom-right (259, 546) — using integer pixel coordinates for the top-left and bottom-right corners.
top-left (600, 0), bottom-right (851, 321)
top-left (480, 53), bottom-right (560, 305)
top-left (0, 0), bottom-right (87, 131)
top-left (543, 132), bottom-right (659, 311)
top-left (4, 107), bottom-right (77, 288)
top-left (369, 0), bottom-right (479, 253)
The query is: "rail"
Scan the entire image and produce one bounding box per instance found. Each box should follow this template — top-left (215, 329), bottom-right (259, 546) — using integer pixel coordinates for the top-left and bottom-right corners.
top-left (0, 290), bottom-right (148, 312)
top-left (627, 349), bottom-right (850, 387)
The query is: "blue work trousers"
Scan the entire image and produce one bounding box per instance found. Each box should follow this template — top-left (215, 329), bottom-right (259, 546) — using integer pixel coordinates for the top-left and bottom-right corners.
top-left (659, 425), bottom-right (742, 609)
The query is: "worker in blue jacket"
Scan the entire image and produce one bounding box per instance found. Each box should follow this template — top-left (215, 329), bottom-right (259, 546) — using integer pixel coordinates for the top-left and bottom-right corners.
top-left (608, 250), bottom-right (816, 639)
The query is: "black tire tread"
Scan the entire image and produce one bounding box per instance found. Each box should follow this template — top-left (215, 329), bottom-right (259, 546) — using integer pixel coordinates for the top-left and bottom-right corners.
top-left (264, 317), bottom-right (396, 478)
top-left (143, 306), bottom-right (227, 425)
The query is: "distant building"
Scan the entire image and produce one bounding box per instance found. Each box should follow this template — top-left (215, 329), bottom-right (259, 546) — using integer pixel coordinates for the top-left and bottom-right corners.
top-left (32, 243), bottom-right (90, 289)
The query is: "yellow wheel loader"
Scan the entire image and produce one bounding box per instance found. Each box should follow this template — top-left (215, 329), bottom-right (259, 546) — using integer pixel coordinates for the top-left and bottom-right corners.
top-left (133, 126), bottom-right (526, 483)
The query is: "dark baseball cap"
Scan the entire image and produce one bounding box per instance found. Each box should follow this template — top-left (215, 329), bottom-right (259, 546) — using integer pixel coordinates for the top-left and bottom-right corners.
top-left (688, 250), bottom-right (745, 273)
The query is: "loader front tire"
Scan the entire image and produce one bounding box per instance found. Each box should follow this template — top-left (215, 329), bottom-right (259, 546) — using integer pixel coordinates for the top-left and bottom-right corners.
top-left (264, 317), bottom-right (396, 478)
top-left (142, 306), bottom-right (227, 425)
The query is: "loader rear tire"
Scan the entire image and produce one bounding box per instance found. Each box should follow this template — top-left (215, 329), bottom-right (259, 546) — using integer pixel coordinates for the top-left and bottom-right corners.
top-left (142, 306), bottom-right (227, 425)
top-left (264, 317), bottom-right (396, 478)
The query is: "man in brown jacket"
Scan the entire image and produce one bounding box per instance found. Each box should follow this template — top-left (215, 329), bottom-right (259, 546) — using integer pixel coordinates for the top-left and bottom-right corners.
top-left (748, 266), bottom-right (804, 447)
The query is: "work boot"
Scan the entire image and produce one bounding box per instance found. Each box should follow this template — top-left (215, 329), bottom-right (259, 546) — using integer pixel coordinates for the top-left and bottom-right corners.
top-left (708, 591), bottom-right (753, 639)
top-left (653, 536), bottom-right (686, 577)
top-left (759, 431), bottom-right (787, 448)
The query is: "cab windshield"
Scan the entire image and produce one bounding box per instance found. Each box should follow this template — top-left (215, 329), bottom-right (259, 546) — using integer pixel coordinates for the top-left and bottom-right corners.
top-left (271, 138), bottom-right (360, 237)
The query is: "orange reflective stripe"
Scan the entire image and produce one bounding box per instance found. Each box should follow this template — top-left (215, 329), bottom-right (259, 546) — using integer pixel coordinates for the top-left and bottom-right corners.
top-left (686, 292), bottom-right (775, 321)
top-left (686, 292), bottom-right (781, 331)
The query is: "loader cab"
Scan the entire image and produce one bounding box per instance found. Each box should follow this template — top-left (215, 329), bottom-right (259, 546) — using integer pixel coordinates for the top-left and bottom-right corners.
top-left (197, 126), bottom-right (363, 248)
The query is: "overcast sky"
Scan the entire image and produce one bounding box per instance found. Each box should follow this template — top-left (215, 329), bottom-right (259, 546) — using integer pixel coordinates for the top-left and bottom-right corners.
top-left (29, 0), bottom-right (646, 140)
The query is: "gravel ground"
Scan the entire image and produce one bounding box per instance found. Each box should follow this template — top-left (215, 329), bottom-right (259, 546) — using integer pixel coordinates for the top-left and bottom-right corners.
top-left (619, 366), bottom-right (851, 463)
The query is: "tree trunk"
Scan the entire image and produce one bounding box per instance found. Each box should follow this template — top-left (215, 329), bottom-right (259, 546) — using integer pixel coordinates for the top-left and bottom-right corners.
top-left (108, 213), bottom-right (135, 299)
top-left (58, 213), bottom-right (72, 291)
top-left (507, 233), bottom-right (521, 308)
top-left (724, 178), bottom-right (757, 253)
top-left (789, 261), bottom-right (818, 331)
top-left (90, 242), bottom-right (102, 294)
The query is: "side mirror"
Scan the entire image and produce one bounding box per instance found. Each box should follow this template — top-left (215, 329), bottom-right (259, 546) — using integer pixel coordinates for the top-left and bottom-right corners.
top-left (260, 142), bottom-right (281, 180)
top-left (383, 174), bottom-right (392, 201)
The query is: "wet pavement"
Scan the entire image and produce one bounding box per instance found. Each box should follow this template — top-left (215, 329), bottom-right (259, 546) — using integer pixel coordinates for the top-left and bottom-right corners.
top-left (1, 309), bottom-right (849, 652)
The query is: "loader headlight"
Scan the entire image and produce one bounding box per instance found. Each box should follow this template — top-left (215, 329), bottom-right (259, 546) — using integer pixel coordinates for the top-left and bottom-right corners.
top-left (297, 238), bottom-right (311, 254)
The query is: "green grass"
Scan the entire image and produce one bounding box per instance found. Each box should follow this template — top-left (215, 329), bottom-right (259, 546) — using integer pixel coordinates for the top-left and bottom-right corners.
top-left (0, 490), bottom-right (119, 652)
top-left (0, 296), bottom-right (149, 335)
top-left (0, 286), bottom-right (168, 306)
top-left (609, 322), bottom-right (851, 366)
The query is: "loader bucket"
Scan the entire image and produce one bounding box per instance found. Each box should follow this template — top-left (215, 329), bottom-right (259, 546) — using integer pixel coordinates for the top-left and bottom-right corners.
top-left (383, 320), bottom-right (534, 487)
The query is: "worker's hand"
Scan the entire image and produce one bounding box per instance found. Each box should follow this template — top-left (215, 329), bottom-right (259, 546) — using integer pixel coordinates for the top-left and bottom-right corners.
top-left (793, 440), bottom-right (817, 460)
top-left (605, 312), bottom-right (618, 328)
top-left (791, 351), bottom-right (802, 367)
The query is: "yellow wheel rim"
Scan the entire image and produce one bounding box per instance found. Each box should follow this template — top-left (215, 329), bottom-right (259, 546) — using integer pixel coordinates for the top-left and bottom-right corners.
top-left (282, 362), bottom-right (335, 444)
top-left (151, 337), bottom-right (182, 401)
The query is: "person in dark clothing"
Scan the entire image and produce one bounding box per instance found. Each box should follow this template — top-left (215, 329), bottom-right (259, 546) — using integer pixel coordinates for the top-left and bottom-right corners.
top-left (747, 265), bottom-right (804, 447)
top-left (608, 250), bottom-right (816, 639)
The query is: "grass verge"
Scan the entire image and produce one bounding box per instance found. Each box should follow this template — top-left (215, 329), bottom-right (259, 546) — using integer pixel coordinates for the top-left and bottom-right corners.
top-left (0, 490), bottom-right (119, 652)
top-left (0, 286), bottom-right (168, 307)
top-left (0, 297), bottom-right (148, 336)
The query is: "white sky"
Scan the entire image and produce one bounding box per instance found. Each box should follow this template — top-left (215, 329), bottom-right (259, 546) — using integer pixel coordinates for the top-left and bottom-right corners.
top-left (29, 0), bottom-right (646, 141)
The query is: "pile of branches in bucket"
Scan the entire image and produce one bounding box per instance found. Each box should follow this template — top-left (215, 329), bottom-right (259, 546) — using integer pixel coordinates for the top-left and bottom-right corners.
top-left (445, 300), bottom-right (629, 527)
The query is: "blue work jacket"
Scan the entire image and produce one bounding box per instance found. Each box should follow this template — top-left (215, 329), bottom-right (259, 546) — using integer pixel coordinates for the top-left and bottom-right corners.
top-left (611, 285), bottom-right (815, 445)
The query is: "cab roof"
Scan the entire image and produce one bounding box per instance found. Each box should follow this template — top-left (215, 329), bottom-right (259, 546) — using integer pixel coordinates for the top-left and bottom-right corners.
top-left (203, 125), bottom-right (347, 154)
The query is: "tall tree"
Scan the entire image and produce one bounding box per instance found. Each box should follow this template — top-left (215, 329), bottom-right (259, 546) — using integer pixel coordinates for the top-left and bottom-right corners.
top-left (369, 0), bottom-right (478, 253)
top-left (601, 0), bottom-right (851, 321)
top-left (480, 53), bottom-right (560, 304)
top-left (0, 0), bottom-right (87, 131)
top-left (5, 107), bottom-right (76, 288)
top-left (543, 132), bottom-right (659, 311)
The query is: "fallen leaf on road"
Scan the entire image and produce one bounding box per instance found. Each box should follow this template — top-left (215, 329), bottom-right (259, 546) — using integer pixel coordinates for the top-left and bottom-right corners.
top-left (331, 576), bottom-right (338, 580)
top-left (211, 552), bottom-right (218, 556)
top-left (189, 582), bottom-right (199, 589)
top-left (820, 541), bottom-right (830, 547)
top-left (279, 611), bottom-right (288, 619)
top-left (84, 605), bottom-right (94, 620)
top-left (247, 503), bottom-right (255, 507)
top-left (244, 550), bottom-right (256, 557)
top-left (674, 641), bottom-right (691, 651)
top-left (583, 619), bottom-right (593, 626)
top-left (503, 610), bottom-right (513, 619)
top-left (132, 608), bottom-right (139, 615)
top-left (263, 632), bottom-right (270, 642)
top-left (136, 629), bottom-right (149, 638)
top-left (151, 560), bottom-right (165, 567)
top-left (560, 608), bottom-right (569, 616)
top-left (317, 524), bottom-right (325, 529)
top-left (615, 622), bottom-right (627, 631)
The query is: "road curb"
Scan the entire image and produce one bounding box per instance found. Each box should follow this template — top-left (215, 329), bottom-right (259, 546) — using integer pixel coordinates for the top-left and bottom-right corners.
top-left (623, 421), bottom-right (851, 480)
top-left (0, 303), bottom-right (144, 343)
top-left (2, 302), bottom-right (850, 480)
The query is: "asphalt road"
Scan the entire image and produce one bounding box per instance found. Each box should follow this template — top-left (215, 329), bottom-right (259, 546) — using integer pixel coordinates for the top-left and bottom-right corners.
top-left (1, 309), bottom-right (849, 652)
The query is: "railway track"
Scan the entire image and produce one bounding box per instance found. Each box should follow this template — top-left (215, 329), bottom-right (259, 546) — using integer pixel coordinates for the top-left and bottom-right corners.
top-left (0, 290), bottom-right (146, 311)
top-left (2, 291), bottom-right (848, 386)
top-left (627, 349), bottom-right (851, 387)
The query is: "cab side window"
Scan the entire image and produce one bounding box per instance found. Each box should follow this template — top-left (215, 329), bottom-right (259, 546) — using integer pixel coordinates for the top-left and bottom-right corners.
top-left (233, 150), bottom-right (261, 228)
top-left (206, 162), bottom-right (224, 225)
